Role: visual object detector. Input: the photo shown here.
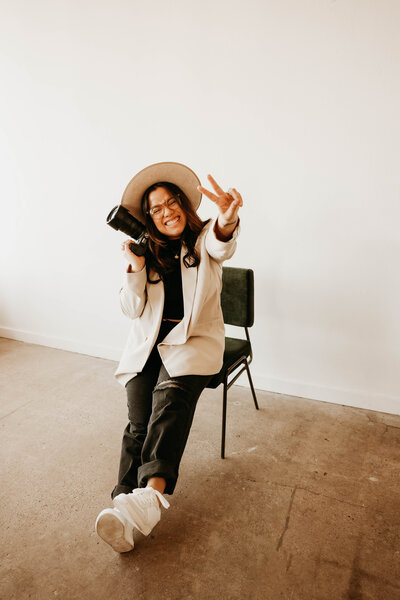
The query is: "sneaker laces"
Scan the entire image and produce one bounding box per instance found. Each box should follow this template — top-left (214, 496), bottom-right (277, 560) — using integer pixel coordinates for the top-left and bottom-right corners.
top-left (130, 487), bottom-right (170, 510)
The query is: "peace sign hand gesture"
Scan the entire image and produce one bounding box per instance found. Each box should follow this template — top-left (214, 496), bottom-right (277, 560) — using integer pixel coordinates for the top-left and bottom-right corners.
top-left (197, 174), bottom-right (242, 240)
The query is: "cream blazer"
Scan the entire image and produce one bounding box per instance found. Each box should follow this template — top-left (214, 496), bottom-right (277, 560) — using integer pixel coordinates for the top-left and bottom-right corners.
top-left (114, 218), bottom-right (240, 387)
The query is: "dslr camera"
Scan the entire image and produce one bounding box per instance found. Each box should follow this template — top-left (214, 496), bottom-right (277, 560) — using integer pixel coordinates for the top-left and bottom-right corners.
top-left (106, 205), bottom-right (148, 256)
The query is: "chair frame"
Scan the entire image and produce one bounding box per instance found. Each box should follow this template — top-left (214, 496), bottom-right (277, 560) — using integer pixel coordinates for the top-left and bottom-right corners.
top-left (220, 326), bottom-right (259, 459)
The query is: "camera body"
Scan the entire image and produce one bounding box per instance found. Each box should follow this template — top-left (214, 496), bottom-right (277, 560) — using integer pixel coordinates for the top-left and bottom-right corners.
top-left (106, 205), bottom-right (148, 256)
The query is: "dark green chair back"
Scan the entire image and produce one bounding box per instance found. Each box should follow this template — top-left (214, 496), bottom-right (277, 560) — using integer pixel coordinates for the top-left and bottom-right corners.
top-left (220, 267), bottom-right (254, 328)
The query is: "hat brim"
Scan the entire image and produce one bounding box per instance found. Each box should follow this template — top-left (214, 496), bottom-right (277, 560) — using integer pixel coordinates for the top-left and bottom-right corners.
top-left (121, 161), bottom-right (202, 224)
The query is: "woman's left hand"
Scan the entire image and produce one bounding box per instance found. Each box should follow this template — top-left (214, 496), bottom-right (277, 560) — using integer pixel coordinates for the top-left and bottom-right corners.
top-left (197, 174), bottom-right (243, 229)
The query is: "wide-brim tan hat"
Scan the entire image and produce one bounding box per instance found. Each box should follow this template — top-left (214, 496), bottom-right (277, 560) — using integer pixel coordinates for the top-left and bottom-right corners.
top-left (121, 161), bottom-right (202, 224)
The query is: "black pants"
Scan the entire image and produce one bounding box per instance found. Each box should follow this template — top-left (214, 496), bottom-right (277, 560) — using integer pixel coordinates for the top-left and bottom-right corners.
top-left (111, 321), bottom-right (213, 499)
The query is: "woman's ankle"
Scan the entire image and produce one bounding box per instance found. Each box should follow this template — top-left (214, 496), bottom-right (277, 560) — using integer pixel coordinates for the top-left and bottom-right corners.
top-left (146, 477), bottom-right (167, 506)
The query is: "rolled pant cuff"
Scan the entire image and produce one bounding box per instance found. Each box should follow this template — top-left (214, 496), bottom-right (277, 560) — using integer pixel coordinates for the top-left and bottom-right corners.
top-left (138, 459), bottom-right (178, 495)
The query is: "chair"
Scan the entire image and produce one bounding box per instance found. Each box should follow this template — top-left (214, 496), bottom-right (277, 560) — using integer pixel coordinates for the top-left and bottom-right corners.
top-left (207, 267), bottom-right (259, 458)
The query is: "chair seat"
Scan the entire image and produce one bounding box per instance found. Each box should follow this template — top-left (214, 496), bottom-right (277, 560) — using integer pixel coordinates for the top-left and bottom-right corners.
top-left (207, 337), bottom-right (251, 389)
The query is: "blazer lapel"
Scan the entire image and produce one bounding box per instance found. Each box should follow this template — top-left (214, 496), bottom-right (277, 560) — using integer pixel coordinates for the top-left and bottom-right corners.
top-left (147, 270), bottom-right (164, 328)
top-left (181, 245), bottom-right (198, 337)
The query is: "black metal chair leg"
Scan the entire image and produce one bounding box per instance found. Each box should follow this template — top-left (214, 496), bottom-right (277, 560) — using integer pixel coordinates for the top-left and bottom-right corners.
top-left (221, 379), bottom-right (228, 459)
top-left (244, 360), bottom-right (259, 410)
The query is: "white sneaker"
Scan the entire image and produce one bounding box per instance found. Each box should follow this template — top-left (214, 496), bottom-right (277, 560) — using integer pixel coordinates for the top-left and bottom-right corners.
top-left (113, 488), bottom-right (170, 537)
top-left (95, 507), bottom-right (134, 552)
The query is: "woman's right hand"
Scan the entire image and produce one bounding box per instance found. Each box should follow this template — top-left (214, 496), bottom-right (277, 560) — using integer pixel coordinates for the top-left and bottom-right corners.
top-left (121, 239), bottom-right (146, 272)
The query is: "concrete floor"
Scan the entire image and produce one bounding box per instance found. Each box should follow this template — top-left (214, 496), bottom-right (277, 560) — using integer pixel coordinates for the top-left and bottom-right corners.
top-left (1, 337), bottom-right (399, 600)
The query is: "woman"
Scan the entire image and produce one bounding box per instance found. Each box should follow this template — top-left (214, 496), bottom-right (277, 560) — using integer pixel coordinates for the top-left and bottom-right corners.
top-left (95, 162), bottom-right (242, 553)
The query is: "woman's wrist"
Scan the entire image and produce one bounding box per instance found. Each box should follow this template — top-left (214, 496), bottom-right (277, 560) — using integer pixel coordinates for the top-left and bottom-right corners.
top-left (126, 263), bottom-right (145, 273)
top-left (219, 217), bottom-right (238, 229)
top-left (214, 216), bottom-right (239, 241)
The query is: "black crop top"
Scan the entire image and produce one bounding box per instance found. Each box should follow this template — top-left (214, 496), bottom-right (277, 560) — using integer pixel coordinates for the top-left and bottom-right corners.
top-left (162, 239), bottom-right (184, 320)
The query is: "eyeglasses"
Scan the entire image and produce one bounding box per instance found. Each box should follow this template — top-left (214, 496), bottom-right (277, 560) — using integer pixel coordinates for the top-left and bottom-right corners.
top-left (147, 194), bottom-right (181, 218)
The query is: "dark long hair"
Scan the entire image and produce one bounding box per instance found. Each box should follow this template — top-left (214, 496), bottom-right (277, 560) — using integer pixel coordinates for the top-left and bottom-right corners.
top-left (141, 181), bottom-right (208, 283)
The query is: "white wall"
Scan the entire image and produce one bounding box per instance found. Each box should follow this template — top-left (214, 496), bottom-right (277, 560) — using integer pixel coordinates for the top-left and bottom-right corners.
top-left (1, 0), bottom-right (399, 413)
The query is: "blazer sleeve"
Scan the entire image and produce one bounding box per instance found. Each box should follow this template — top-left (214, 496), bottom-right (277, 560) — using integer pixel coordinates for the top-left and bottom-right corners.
top-left (204, 217), bottom-right (240, 263)
top-left (119, 266), bottom-right (147, 319)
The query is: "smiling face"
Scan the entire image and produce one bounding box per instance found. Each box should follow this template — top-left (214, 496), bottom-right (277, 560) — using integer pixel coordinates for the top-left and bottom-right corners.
top-left (148, 186), bottom-right (187, 239)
